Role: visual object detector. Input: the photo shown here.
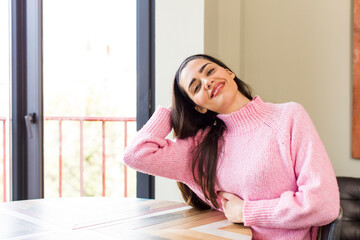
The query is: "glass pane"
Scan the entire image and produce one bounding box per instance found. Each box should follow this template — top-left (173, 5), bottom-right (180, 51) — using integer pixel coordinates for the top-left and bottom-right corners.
top-left (43, 0), bottom-right (137, 198)
top-left (0, 0), bottom-right (10, 202)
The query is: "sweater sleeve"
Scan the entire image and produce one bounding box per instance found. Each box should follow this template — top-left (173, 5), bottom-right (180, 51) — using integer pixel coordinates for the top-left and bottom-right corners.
top-left (243, 103), bottom-right (340, 229)
top-left (123, 106), bottom-right (195, 182)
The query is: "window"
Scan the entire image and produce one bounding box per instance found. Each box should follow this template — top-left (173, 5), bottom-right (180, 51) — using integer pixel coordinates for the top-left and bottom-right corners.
top-left (10, 0), bottom-right (155, 200)
top-left (43, 0), bottom-right (137, 198)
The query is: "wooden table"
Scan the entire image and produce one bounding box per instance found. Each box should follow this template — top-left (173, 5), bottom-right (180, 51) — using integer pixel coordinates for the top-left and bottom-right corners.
top-left (0, 197), bottom-right (252, 239)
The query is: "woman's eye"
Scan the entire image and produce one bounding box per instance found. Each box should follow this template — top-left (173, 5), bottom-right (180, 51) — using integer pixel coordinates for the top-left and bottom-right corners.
top-left (194, 84), bottom-right (201, 93)
top-left (207, 68), bottom-right (215, 76)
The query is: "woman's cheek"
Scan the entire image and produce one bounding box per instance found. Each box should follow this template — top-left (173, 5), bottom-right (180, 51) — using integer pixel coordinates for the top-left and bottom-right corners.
top-left (194, 96), bottom-right (206, 106)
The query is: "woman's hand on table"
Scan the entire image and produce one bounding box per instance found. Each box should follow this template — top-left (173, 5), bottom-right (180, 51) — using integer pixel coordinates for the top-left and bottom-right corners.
top-left (219, 192), bottom-right (244, 223)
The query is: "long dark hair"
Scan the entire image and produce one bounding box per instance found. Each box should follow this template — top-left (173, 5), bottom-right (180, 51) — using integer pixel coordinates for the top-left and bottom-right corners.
top-left (171, 54), bottom-right (252, 209)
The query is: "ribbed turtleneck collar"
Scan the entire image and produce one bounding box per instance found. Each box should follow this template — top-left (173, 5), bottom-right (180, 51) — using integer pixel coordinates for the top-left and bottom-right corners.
top-left (217, 96), bottom-right (273, 135)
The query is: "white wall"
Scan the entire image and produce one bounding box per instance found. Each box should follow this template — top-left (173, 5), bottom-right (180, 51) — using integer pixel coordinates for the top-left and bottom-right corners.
top-left (155, 0), bottom-right (204, 202)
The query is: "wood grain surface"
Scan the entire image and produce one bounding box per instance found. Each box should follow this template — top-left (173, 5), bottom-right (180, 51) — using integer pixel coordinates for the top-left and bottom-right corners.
top-left (0, 197), bottom-right (252, 239)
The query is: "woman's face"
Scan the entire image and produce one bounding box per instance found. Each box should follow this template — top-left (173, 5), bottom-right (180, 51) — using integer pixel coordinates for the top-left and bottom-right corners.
top-left (179, 58), bottom-right (241, 114)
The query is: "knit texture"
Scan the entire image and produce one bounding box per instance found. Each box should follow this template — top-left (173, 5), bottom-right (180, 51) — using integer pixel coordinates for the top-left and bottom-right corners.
top-left (123, 96), bottom-right (340, 240)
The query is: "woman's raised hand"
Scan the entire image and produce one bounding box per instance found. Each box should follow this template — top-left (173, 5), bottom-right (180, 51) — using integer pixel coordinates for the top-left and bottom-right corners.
top-left (219, 192), bottom-right (244, 223)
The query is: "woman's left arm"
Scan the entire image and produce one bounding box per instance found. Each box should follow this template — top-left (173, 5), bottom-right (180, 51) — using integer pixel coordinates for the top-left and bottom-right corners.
top-left (242, 104), bottom-right (340, 229)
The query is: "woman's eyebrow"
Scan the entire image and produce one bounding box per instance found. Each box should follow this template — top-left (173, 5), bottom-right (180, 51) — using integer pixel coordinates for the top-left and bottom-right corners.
top-left (199, 62), bottom-right (211, 73)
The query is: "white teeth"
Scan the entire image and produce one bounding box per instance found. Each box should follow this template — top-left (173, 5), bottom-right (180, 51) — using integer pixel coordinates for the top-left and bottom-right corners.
top-left (212, 83), bottom-right (223, 98)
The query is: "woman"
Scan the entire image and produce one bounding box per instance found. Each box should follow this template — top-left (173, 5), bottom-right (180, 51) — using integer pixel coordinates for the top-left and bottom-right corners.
top-left (123, 54), bottom-right (340, 239)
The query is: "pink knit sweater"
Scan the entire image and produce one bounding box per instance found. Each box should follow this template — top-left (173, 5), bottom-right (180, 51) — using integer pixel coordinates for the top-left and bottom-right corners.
top-left (123, 96), bottom-right (340, 240)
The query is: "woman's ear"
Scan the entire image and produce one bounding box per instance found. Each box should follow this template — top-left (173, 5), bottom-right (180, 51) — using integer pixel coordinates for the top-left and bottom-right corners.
top-left (195, 105), bottom-right (208, 114)
top-left (226, 69), bottom-right (235, 79)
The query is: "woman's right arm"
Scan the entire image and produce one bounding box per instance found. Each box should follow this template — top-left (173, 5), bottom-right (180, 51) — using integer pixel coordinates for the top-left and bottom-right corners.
top-left (123, 106), bottom-right (195, 182)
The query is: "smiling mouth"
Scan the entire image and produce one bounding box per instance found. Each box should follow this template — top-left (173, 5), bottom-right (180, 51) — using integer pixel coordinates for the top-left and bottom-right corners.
top-left (211, 82), bottom-right (225, 98)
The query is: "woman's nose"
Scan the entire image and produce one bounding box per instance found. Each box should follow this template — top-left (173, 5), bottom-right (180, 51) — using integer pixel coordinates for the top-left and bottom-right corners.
top-left (203, 78), bottom-right (214, 89)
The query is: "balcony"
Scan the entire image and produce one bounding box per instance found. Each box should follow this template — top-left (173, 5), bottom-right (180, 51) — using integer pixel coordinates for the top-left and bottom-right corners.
top-left (0, 116), bottom-right (136, 202)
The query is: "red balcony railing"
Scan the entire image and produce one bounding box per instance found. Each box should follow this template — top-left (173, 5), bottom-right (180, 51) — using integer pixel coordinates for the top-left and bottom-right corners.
top-left (0, 116), bottom-right (135, 201)
top-left (45, 116), bottom-right (136, 198)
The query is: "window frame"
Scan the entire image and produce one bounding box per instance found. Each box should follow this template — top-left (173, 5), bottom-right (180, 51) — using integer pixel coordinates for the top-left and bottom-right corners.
top-left (11, 0), bottom-right (44, 200)
top-left (136, 0), bottom-right (155, 199)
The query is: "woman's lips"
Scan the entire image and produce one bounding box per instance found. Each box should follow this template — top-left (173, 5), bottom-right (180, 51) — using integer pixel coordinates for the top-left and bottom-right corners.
top-left (211, 82), bottom-right (225, 98)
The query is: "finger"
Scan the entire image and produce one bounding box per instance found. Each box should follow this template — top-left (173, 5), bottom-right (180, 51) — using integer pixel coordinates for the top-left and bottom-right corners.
top-left (220, 197), bottom-right (227, 205)
top-left (223, 213), bottom-right (233, 223)
top-left (218, 191), bottom-right (226, 199)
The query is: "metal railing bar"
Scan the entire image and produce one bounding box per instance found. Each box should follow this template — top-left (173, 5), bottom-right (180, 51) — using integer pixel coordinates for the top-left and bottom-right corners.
top-left (45, 116), bottom-right (135, 121)
top-left (102, 121), bottom-right (106, 197)
top-left (80, 120), bottom-right (84, 197)
top-left (59, 120), bottom-right (63, 197)
top-left (124, 121), bottom-right (128, 197)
